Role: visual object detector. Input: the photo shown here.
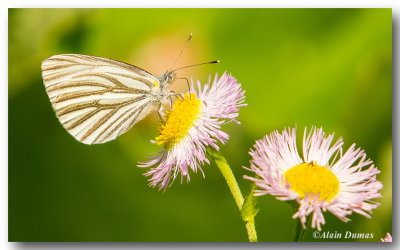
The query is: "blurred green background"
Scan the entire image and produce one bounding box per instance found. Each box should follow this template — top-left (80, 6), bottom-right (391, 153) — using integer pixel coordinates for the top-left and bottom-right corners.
top-left (8, 8), bottom-right (392, 242)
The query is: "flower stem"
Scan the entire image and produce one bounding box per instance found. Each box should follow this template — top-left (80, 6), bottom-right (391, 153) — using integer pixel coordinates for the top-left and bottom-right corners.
top-left (288, 201), bottom-right (307, 242)
top-left (207, 148), bottom-right (258, 242)
top-left (245, 218), bottom-right (258, 242)
top-left (208, 148), bottom-right (243, 208)
top-left (293, 218), bottom-right (306, 242)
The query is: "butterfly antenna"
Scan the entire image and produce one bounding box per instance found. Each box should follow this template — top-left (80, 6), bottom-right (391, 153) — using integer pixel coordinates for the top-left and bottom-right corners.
top-left (171, 60), bottom-right (220, 72)
top-left (170, 33), bottom-right (193, 70)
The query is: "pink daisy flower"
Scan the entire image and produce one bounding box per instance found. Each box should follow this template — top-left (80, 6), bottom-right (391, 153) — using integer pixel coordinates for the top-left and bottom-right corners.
top-left (244, 127), bottom-right (383, 230)
top-left (380, 232), bottom-right (392, 242)
top-left (139, 72), bottom-right (246, 189)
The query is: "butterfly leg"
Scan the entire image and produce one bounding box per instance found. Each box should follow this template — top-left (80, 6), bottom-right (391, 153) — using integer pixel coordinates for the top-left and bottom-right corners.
top-left (157, 103), bottom-right (165, 123)
top-left (170, 91), bottom-right (184, 99)
top-left (176, 77), bottom-right (191, 98)
top-left (167, 91), bottom-right (184, 107)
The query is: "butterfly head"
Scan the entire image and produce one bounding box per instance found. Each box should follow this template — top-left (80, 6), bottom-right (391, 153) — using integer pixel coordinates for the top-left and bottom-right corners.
top-left (158, 71), bottom-right (176, 86)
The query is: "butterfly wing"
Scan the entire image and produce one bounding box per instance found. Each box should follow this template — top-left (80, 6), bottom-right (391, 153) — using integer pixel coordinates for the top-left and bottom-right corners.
top-left (42, 54), bottom-right (159, 144)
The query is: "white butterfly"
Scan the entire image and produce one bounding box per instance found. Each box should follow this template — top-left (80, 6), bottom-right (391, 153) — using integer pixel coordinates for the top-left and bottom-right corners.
top-left (41, 35), bottom-right (218, 145)
top-left (41, 53), bottom-right (179, 145)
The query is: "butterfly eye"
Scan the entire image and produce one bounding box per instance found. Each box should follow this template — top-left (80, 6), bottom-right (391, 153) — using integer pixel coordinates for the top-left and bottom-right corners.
top-left (168, 72), bottom-right (176, 84)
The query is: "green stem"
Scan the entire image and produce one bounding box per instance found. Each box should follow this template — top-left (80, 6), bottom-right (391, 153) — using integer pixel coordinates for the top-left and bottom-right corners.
top-left (245, 218), bottom-right (257, 242)
top-left (209, 149), bottom-right (243, 208)
top-left (293, 218), bottom-right (306, 242)
top-left (288, 201), bottom-right (307, 242)
top-left (207, 148), bottom-right (258, 242)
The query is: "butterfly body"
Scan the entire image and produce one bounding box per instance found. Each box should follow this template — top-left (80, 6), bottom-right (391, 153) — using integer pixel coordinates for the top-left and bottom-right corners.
top-left (41, 54), bottom-right (175, 145)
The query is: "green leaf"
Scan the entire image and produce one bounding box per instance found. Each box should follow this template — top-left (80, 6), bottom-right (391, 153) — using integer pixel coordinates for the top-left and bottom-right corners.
top-left (241, 183), bottom-right (259, 222)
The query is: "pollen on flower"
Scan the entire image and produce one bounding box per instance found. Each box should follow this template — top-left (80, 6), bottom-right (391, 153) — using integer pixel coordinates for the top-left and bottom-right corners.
top-left (284, 162), bottom-right (340, 202)
top-left (155, 93), bottom-right (202, 149)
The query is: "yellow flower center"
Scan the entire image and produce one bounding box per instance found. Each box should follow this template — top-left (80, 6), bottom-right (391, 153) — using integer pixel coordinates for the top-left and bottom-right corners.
top-left (284, 162), bottom-right (340, 202)
top-left (155, 93), bottom-right (202, 149)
